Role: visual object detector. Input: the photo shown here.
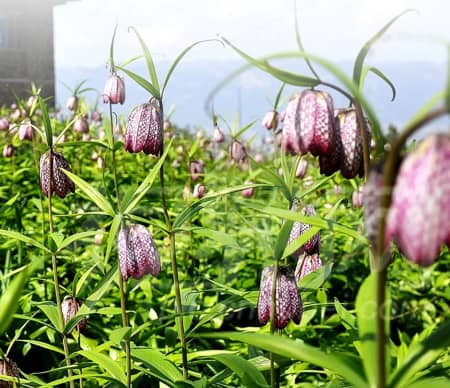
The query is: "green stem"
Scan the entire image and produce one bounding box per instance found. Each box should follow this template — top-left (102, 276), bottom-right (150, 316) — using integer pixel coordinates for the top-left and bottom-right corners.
top-left (158, 98), bottom-right (189, 378)
top-left (107, 101), bottom-right (131, 387)
top-left (374, 106), bottom-right (447, 388)
top-left (47, 151), bottom-right (75, 388)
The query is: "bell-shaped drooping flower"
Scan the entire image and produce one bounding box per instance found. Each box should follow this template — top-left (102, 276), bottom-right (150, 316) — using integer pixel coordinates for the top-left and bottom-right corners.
top-left (295, 253), bottom-right (322, 282)
top-left (61, 295), bottom-right (88, 333)
top-left (39, 151), bottom-right (75, 198)
top-left (103, 73), bottom-right (126, 104)
top-left (27, 95), bottom-right (37, 109)
top-left (193, 183), bottom-right (207, 199)
top-left (66, 95), bottom-right (78, 111)
top-left (189, 160), bottom-right (204, 181)
top-left (18, 121), bottom-right (34, 141)
top-left (336, 108), bottom-right (367, 179)
top-left (118, 224), bottom-right (161, 281)
top-left (282, 94), bottom-right (302, 154)
top-left (288, 203), bottom-right (320, 258)
top-left (298, 90), bottom-right (335, 156)
top-left (125, 98), bottom-right (163, 155)
top-left (0, 117), bottom-right (9, 131)
top-left (74, 116), bottom-right (89, 133)
top-left (0, 357), bottom-right (20, 387)
top-left (257, 265), bottom-right (302, 329)
top-left (262, 110), bottom-right (278, 130)
top-left (91, 111), bottom-right (103, 122)
top-left (3, 144), bottom-right (15, 158)
top-left (295, 159), bottom-right (308, 179)
top-left (214, 127), bottom-right (225, 143)
top-left (230, 140), bottom-right (247, 163)
top-left (386, 134), bottom-right (450, 266)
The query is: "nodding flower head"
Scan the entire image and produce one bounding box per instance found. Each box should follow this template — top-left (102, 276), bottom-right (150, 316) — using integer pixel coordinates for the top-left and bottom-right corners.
top-left (125, 98), bottom-right (163, 156)
top-left (295, 159), bottom-right (308, 179)
top-left (288, 203), bottom-right (320, 258)
top-left (0, 117), bottom-right (10, 131)
top-left (118, 224), bottom-right (161, 281)
top-left (282, 94), bottom-right (302, 155)
top-left (18, 121), bottom-right (34, 141)
top-left (66, 95), bottom-right (79, 112)
top-left (262, 110), bottom-right (278, 130)
top-left (230, 140), bottom-right (247, 163)
top-left (103, 73), bottom-right (126, 104)
top-left (3, 144), bottom-right (15, 158)
top-left (189, 160), bottom-right (204, 181)
top-left (386, 134), bottom-right (450, 266)
top-left (193, 183), bottom-right (207, 199)
top-left (61, 295), bottom-right (88, 333)
top-left (39, 151), bottom-right (75, 198)
top-left (295, 253), bottom-right (322, 282)
top-left (214, 127), bottom-right (225, 143)
top-left (257, 265), bottom-right (302, 329)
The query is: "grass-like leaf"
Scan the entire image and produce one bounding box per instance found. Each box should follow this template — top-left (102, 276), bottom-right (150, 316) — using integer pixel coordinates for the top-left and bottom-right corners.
top-left (196, 332), bottom-right (367, 388)
top-left (116, 66), bottom-right (160, 98)
top-left (132, 347), bottom-right (183, 383)
top-left (352, 9), bottom-right (415, 87)
top-left (0, 229), bottom-right (50, 253)
top-left (361, 66), bottom-right (397, 101)
top-left (78, 349), bottom-right (127, 386)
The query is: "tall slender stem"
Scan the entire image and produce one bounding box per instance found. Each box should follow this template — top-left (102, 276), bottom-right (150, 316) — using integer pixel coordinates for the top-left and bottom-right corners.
top-left (158, 98), bottom-right (189, 378)
top-left (47, 150), bottom-right (75, 388)
top-left (107, 101), bottom-right (131, 387)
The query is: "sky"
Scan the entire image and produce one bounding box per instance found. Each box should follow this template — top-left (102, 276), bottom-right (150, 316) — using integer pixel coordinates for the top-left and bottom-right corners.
top-left (54, 0), bottom-right (450, 68)
top-left (52, 0), bottom-right (449, 132)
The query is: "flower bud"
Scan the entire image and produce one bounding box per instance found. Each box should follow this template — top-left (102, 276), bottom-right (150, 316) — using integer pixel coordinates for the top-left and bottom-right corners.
top-left (27, 95), bottom-right (37, 109)
top-left (3, 144), bottom-right (15, 158)
top-left (241, 181), bottom-right (254, 198)
top-left (66, 95), bottom-right (78, 111)
top-left (103, 73), bottom-right (125, 104)
top-left (0, 357), bottom-right (20, 387)
top-left (193, 183), bottom-right (207, 199)
top-left (118, 224), bottom-right (161, 281)
top-left (74, 117), bottom-right (89, 133)
top-left (230, 140), bottom-right (247, 163)
top-left (97, 157), bottom-right (105, 169)
top-left (288, 203), bottom-right (320, 258)
top-left (94, 230), bottom-right (104, 245)
top-left (295, 253), bottom-right (322, 282)
top-left (214, 127), bottom-right (225, 143)
top-left (295, 159), bottom-right (308, 179)
top-left (282, 94), bottom-right (302, 154)
top-left (262, 110), bottom-right (278, 130)
top-left (298, 90), bottom-right (335, 156)
top-left (254, 153), bottom-right (264, 163)
top-left (18, 122), bottom-right (34, 141)
top-left (189, 160), bottom-right (204, 181)
top-left (91, 111), bottom-right (103, 122)
top-left (352, 186), bottom-right (364, 208)
top-left (82, 133), bottom-right (91, 141)
top-left (386, 134), bottom-right (450, 266)
top-left (39, 151), bottom-right (75, 198)
top-left (125, 98), bottom-right (163, 155)
top-left (0, 118), bottom-right (9, 131)
top-left (61, 295), bottom-right (87, 333)
top-left (257, 265), bottom-right (302, 329)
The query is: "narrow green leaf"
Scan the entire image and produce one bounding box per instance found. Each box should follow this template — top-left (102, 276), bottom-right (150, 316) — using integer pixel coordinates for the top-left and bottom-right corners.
top-left (116, 66), bottom-right (160, 98)
top-left (37, 303), bottom-right (62, 332)
top-left (162, 39), bottom-right (221, 97)
top-left (361, 66), bottom-right (397, 101)
top-left (274, 220), bottom-right (293, 260)
top-left (17, 339), bottom-right (65, 355)
top-left (353, 9), bottom-right (415, 87)
top-left (78, 349), bottom-right (127, 385)
top-left (190, 228), bottom-right (239, 249)
top-left (39, 97), bottom-right (53, 148)
top-left (109, 23), bottom-right (118, 71)
top-left (196, 332), bottom-right (367, 388)
top-left (0, 229), bottom-right (50, 253)
top-left (62, 169), bottom-right (115, 216)
top-left (132, 347), bottom-right (183, 383)
top-left (234, 119), bottom-right (257, 139)
top-left (389, 319), bottom-right (450, 388)
top-left (173, 183), bottom-right (271, 229)
top-left (75, 263), bottom-right (97, 296)
top-left (57, 231), bottom-right (98, 252)
top-left (404, 377), bottom-right (450, 388)
top-left (334, 298), bottom-right (357, 330)
top-left (221, 37), bottom-right (319, 88)
top-left (109, 327), bottom-right (131, 344)
top-left (105, 214), bottom-right (122, 265)
top-left (118, 54), bottom-right (143, 68)
top-left (86, 263), bottom-right (118, 303)
top-left (129, 26), bottom-right (160, 95)
top-left (0, 267), bottom-right (28, 336)
top-left (282, 226), bottom-right (319, 259)
top-left (300, 262), bottom-right (333, 292)
top-left (122, 138), bottom-right (173, 214)
top-left (273, 83), bottom-right (286, 110)
top-left (207, 353), bottom-right (269, 388)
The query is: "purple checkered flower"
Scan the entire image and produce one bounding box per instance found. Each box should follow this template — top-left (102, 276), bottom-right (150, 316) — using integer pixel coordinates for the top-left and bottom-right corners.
top-left (39, 151), bottom-right (75, 198)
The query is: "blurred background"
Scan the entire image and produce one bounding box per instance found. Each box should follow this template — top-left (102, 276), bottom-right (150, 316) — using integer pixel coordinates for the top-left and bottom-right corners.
top-left (1, 0), bottom-right (449, 134)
